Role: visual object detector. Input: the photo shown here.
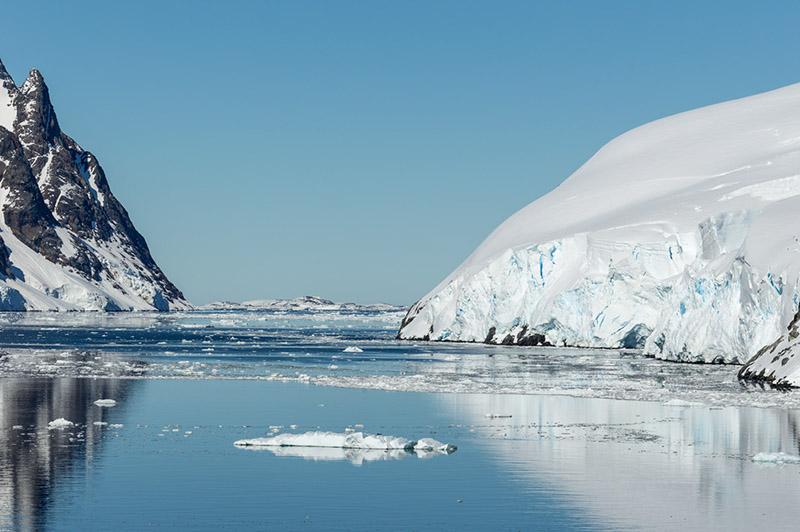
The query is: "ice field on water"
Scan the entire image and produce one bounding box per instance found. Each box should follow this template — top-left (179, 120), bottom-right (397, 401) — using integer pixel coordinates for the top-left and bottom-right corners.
top-left (0, 306), bottom-right (797, 409)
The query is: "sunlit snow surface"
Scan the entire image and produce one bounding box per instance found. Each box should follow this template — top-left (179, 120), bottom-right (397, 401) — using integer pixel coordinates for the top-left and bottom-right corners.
top-left (0, 308), bottom-right (798, 408)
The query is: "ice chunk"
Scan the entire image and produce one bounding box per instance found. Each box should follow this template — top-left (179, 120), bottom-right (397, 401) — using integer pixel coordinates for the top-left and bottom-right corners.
top-left (12, 425), bottom-right (23, 430)
top-left (485, 414), bottom-right (512, 419)
top-left (94, 399), bottom-right (117, 407)
top-left (343, 346), bottom-right (363, 353)
top-left (234, 430), bottom-right (457, 454)
top-left (48, 418), bottom-right (74, 429)
top-left (93, 421), bottom-right (108, 426)
top-left (662, 399), bottom-right (700, 407)
top-left (751, 452), bottom-right (800, 463)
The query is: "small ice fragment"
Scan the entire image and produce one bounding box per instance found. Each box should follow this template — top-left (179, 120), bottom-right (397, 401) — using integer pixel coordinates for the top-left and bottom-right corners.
top-left (93, 421), bottom-right (108, 426)
top-left (94, 399), bottom-right (117, 407)
top-left (48, 418), bottom-right (74, 429)
top-left (12, 425), bottom-right (23, 430)
top-left (752, 452), bottom-right (800, 463)
top-left (343, 346), bottom-right (363, 353)
top-left (663, 399), bottom-right (695, 407)
top-left (345, 428), bottom-right (355, 433)
top-left (328, 365), bottom-right (338, 370)
top-left (485, 414), bottom-right (512, 419)
top-left (109, 424), bottom-right (124, 429)
top-left (289, 425), bottom-right (299, 429)
top-left (354, 424), bottom-right (364, 428)
top-left (317, 404), bottom-right (325, 407)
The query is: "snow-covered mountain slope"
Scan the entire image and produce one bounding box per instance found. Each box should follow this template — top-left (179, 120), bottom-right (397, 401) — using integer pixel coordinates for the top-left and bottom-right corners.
top-left (0, 57), bottom-right (189, 310)
top-left (738, 309), bottom-right (800, 386)
top-left (399, 81), bottom-right (800, 366)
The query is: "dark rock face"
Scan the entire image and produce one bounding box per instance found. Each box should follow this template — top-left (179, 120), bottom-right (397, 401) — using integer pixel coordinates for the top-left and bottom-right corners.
top-left (0, 236), bottom-right (13, 278)
top-left (0, 57), bottom-right (187, 310)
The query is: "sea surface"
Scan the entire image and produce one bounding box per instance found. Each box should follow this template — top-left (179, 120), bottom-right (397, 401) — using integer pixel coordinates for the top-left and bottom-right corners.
top-left (1, 309), bottom-right (799, 529)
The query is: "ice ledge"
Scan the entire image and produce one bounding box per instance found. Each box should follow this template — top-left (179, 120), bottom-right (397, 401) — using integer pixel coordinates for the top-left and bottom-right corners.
top-left (398, 230), bottom-right (800, 366)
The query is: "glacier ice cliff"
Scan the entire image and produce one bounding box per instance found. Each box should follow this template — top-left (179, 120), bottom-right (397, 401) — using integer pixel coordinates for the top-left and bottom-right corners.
top-left (0, 57), bottom-right (189, 310)
top-left (399, 81), bottom-right (800, 370)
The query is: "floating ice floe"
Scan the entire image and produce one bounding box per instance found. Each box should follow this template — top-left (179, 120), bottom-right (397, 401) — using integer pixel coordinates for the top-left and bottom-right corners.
top-left (751, 452), bottom-right (800, 463)
top-left (343, 346), bottom-right (363, 353)
top-left (233, 430), bottom-right (457, 454)
top-left (94, 399), bottom-right (117, 407)
top-left (485, 414), bottom-right (512, 419)
top-left (48, 418), bottom-right (74, 429)
top-left (662, 399), bottom-right (702, 407)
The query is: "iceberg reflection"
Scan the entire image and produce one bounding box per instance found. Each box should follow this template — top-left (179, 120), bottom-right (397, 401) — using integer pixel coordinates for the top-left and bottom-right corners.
top-left (243, 445), bottom-right (419, 465)
top-left (441, 393), bottom-right (800, 530)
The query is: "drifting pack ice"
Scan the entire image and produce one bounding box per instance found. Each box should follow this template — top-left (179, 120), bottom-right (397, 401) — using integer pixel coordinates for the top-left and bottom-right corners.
top-left (0, 57), bottom-right (188, 310)
top-left (398, 81), bottom-right (800, 384)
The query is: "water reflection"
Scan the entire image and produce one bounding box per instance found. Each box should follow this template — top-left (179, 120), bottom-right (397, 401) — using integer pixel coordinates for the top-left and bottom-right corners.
top-left (242, 446), bottom-right (431, 466)
top-left (0, 377), bottom-right (136, 530)
top-left (443, 394), bottom-right (800, 530)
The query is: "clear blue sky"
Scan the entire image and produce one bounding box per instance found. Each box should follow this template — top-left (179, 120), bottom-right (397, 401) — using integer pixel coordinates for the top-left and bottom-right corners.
top-left (1, 1), bottom-right (798, 305)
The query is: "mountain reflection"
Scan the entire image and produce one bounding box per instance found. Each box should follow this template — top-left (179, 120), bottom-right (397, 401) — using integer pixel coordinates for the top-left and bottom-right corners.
top-left (0, 377), bottom-right (136, 530)
top-left (443, 393), bottom-right (800, 530)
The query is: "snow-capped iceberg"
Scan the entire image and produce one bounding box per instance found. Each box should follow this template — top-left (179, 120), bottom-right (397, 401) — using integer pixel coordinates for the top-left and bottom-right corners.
top-left (234, 431), bottom-right (457, 454)
top-left (399, 82), bottom-right (800, 365)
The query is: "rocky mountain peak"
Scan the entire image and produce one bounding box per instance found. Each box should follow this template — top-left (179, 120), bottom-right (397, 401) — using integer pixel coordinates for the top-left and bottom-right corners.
top-left (0, 56), bottom-right (189, 310)
top-left (16, 68), bottom-right (62, 162)
top-left (0, 58), bottom-right (13, 83)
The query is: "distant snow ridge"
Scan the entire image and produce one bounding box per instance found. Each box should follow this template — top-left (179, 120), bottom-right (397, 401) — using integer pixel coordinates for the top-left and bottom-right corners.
top-left (202, 296), bottom-right (404, 313)
top-left (0, 56), bottom-right (189, 310)
top-left (399, 82), bottom-right (800, 369)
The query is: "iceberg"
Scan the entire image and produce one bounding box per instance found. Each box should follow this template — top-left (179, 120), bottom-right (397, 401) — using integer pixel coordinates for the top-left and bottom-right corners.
top-left (399, 82), bottom-right (800, 367)
top-left (47, 418), bottom-right (74, 429)
top-left (234, 431), bottom-right (457, 454)
top-left (343, 346), bottom-right (363, 353)
top-left (751, 452), bottom-right (800, 463)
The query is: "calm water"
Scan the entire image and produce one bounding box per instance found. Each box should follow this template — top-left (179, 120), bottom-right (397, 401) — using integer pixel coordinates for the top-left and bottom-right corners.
top-left (1, 310), bottom-right (799, 529)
